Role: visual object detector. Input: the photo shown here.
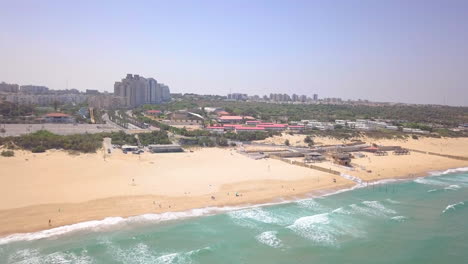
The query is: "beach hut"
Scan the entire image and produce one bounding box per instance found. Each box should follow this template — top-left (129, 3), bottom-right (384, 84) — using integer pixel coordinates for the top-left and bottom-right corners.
top-left (148, 144), bottom-right (184, 153)
top-left (332, 153), bottom-right (352, 166)
top-left (393, 149), bottom-right (410, 155)
top-left (304, 152), bottom-right (325, 163)
top-left (362, 146), bottom-right (379, 153)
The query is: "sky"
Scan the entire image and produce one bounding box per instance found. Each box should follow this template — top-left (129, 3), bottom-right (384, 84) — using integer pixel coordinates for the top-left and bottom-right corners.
top-left (1, 0), bottom-right (468, 106)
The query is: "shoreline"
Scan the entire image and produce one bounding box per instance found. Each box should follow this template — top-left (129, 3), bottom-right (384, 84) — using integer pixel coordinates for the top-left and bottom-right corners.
top-left (1, 136), bottom-right (467, 242)
top-left (1, 165), bottom-right (467, 244)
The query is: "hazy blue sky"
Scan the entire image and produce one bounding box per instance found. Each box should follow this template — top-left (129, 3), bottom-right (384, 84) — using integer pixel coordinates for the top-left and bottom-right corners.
top-left (1, 0), bottom-right (467, 105)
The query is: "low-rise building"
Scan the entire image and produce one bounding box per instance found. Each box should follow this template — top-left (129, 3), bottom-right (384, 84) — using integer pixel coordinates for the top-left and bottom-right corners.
top-left (148, 144), bottom-right (183, 153)
top-left (234, 126), bottom-right (266, 132)
top-left (206, 126), bottom-right (225, 134)
top-left (43, 113), bottom-right (75, 123)
top-left (288, 125), bottom-right (305, 132)
top-left (257, 124), bottom-right (288, 131)
top-left (146, 110), bottom-right (162, 116)
top-left (218, 115), bottom-right (255, 124)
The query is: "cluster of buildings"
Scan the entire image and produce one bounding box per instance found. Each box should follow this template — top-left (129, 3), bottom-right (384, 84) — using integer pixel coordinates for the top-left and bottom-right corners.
top-left (206, 121), bottom-right (305, 133)
top-left (1, 74), bottom-right (172, 109)
top-left (4, 91), bottom-right (89, 106)
top-left (114, 74), bottom-right (171, 107)
top-left (1, 81), bottom-right (102, 106)
top-left (227, 92), bottom-right (319, 103)
top-left (268, 93), bottom-right (318, 102)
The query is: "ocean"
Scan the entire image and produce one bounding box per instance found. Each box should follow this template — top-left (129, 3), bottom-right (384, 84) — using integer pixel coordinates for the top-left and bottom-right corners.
top-left (1, 167), bottom-right (468, 264)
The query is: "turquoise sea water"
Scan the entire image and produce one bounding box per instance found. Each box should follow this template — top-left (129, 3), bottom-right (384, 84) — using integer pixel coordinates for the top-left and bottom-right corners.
top-left (1, 168), bottom-right (468, 264)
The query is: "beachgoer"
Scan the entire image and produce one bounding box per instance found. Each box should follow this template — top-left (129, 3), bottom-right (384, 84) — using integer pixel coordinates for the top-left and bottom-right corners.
top-left (333, 178), bottom-right (337, 183)
top-left (48, 219), bottom-right (51, 226)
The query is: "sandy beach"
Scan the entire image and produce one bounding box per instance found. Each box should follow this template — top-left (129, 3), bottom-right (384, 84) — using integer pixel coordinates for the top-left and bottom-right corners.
top-left (0, 148), bottom-right (351, 236)
top-left (0, 136), bottom-right (467, 237)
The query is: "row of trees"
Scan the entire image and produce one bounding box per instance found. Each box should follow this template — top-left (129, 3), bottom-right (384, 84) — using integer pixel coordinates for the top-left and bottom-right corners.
top-left (158, 99), bottom-right (468, 127)
top-left (0, 130), bottom-right (104, 153)
top-left (0, 130), bottom-right (173, 153)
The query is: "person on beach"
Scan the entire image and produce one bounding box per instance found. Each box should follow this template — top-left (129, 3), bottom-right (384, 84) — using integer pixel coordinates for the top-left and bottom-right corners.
top-left (48, 219), bottom-right (51, 226)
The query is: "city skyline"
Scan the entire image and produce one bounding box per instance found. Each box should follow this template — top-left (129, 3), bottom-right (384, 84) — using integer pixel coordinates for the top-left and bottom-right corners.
top-left (1, 0), bottom-right (468, 106)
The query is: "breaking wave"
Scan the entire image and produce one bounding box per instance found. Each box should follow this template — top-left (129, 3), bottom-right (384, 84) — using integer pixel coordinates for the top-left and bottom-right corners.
top-left (362, 201), bottom-right (397, 214)
top-left (390, 216), bottom-right (408, 222)
top-left (429, 167), bottom-right (468, 176)
top-left (256, 231), bottom-right (282, 248)
top-left (444, 185), bottom-right (461, 191)
top-left (6, 248), bottom-right (93, 264)
top-left (228, 207), bottom-right (282, 228)
top-left (442, 202), bottom-right (465, 214)
top-left (0, 206), bottom-right (246, 245)
top-left (295, 199), bottom-right (326, 211)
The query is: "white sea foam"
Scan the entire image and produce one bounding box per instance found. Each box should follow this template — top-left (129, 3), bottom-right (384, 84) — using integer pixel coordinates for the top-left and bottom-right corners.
top-left (429, 167), bottom-right (468, 176)
top-left (295, 199), bottom-right (326, 211)
top-left (427, 189), bottom-right (439, 193)
top-left (331, 207), bottom-right (352, 215)
top-left (414, 177), bottom-right (448, 186)
top-left (362, 201), bottom-right (396, 214)
top-left (155, 253), bottom-right (180, 264)
top-left (385, 198), bottom-right (400, 204)
top-left (0, 206), bottom-right (245, 245)
top-left (349, 204), bottom-right (386, 217)
top-left (442, 202), bottom-right (465, 214)
top-left (8, 248), bottom-right (93, 264)
top-left (228, 207), bottom-right (281, 228)
top-left (186, 246), bottom-right (212, 257)
top-left (390, 216), bottom-right (408, 222)
top-left (256, 231), bottom-right (283, 248)
top-left (287, 213), bottom-right (337, 245)
top-left (444, 185), bottom-right (461, 191)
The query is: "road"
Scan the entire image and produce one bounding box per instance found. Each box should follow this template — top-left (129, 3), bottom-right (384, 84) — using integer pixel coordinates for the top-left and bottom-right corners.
top-left (101, 113), bottom-right (125, 129)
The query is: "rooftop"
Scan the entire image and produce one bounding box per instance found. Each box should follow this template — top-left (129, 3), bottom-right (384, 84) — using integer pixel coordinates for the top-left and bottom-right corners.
top-left (44, 113), bottom-right (70, 117)
top-left (219, 115), bottom-right (255, 120)
top-left (235, 126), bottom-right (265, 130)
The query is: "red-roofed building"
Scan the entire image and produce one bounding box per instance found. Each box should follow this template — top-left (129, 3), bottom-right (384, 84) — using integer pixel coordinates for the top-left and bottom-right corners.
top-left (258, 122), bottom-right (275, 126)
top-left (216, 110), bottom-right (230, 116)
top-left (257, 124), bottom-right (288, 131)
top-left (235, 126), bottom-right (266, 132)
top-left (362, 146), bottom-right (379, 153)
top-left (246, 120), bottom-right (261, 126)
top-left (218, 115), bottom-right (256, 124)
top-left (43, 112), bottom-right (75, 123)
top-left (222, 124), bottom-right (243, 130)
top-left (146, 110), bottom-right (162, 116)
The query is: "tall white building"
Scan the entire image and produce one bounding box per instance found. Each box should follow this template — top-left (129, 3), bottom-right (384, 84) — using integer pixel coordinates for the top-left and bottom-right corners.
top-left (114, 74), bottom-right (171, 107)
